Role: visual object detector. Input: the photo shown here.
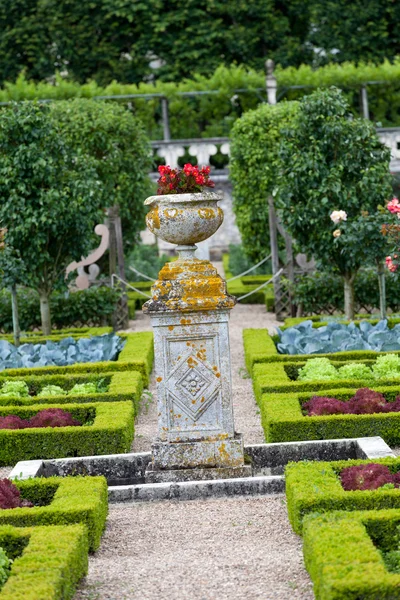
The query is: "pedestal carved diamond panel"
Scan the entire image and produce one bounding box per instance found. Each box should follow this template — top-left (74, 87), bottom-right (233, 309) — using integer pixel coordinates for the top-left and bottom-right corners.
top-left (168, 352), bottom-right (221, 423)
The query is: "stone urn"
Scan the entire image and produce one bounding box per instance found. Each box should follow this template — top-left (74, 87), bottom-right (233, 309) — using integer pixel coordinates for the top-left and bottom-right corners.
top-left (145, 191), bottom-right (223, 248)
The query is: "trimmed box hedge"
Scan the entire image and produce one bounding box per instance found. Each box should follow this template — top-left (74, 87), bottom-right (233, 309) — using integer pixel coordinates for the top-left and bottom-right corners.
top-left (251, 359), bottom-right (400, 400)
top-left (0, 523), bottom-right (88, 600)
top-left (302, 509), bottom-right (400, 600)
top-left (0, 400), bottom-right (134, 465)
top-left (0, 476), bottom-right (107, 551)
top-left (0, 370), bottom-right (143, 410)
top-left (0, 326), bottom-right (113, 345)
top-left (0, 332), bottom-right (154, 386)
top-left (259, 385), bottom-right (400, 445)
top-left (285, 456), bottom-right (400, 534)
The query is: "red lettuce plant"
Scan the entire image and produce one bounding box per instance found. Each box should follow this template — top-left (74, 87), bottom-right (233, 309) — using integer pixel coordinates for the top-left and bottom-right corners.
top-left (304, 388), bottom-right (400, 416)
top-left (0, 479), bottom-right (33, 509)
top-left (0, 415), bottom-right (29, 429)
top-left (340, 463), bottom-right (399, 491)
top-left (157, 163), bottom-right (215, 195)
top-left (0, 409), bottom-right (81, 430)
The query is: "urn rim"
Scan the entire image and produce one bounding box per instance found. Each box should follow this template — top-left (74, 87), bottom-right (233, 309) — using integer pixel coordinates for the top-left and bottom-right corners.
top-left (144, 191), bottom-right (223, 206)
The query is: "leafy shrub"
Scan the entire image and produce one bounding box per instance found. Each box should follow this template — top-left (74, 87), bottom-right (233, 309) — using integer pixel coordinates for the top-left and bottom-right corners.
top-left (0, 287), bottom-right (120, 333)
top-left (304, 388), bottom-right (400, 416)
top-left (340, 463), bottom-right (400, 491)
top-left (227, 244), bottom-right (271, 277)
top-left (0, 545), bottom-right (11, 589)
top-left (69, 383), bottom-right (97, 395)
top-left (0, 334), bottom-right (124, 371)
top-left (126, 244), bottom-right (169, 282)
top-left (277, 319), bottom-right (400, 354)
top-left (0, 479), bottom-right (33, 509)
top-left (291, 269), bottom-right (400, 315)
top-left (298, 354), bottom-right (400, 382)
top-left (0, 409), bottom-right (81, 429)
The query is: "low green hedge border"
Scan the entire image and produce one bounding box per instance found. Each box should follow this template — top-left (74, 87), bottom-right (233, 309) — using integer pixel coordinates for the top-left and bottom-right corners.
top-left (0, 476), bottom-right (107, 551)
top-left (285, 456), bottom-right (400, 535)
top-left (302, 509), bottom-right (400, 600)
top-left (0, 523), bottom-right (88, 600)
top-left (243, 328), bottom-right (400, 371)
top-left (0, 332), bottom-right (154, 386)
top-left (259, 385), bottom-right (400, 445)
top-left (251, 359), bottom-right (400, 399)
top-left (0, 371), bottom-right (143, 410)
top-left (0, 400), bottom-right (134, 465)
top-left (283, 316), bottom-right (400, 330)
top-left (0, 326), bottom-right (113, 345)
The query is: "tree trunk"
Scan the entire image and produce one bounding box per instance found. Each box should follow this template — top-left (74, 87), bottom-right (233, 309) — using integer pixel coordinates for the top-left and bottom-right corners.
top-left (377, 260), bottom-right (386, 320)
top-left (10, 284), bottom-right (20, 347)
top-left (343, 274), bottom-right (356, 321)
top-left (39, 291), bottom-right (51, 335)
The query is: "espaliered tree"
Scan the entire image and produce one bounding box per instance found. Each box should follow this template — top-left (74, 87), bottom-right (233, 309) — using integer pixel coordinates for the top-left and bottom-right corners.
top-left (276, 87), bottom-right (392, 320)
top-left (0, 102), bottom-right (104, 334)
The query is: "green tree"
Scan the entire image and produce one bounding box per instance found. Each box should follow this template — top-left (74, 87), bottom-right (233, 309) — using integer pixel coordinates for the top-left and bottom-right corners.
top-left (0, 102), bottom-right (104, 334)
top-left (49, 99), bottom-right (153, 250)
top-left (308, 0), bottom-right (400, 67)
top-left (276, 88), bottom-right (393, 319)
top-left (230, 101), bottom-right (298, 262)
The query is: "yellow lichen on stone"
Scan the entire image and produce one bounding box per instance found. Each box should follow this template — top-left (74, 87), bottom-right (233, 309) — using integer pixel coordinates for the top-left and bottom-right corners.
top-left (198, 208), bottom-right (215, 220)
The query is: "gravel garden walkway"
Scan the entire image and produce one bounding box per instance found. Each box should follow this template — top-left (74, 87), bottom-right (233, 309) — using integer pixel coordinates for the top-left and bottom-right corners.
top-left (75, 302), bottom-right (315, 600)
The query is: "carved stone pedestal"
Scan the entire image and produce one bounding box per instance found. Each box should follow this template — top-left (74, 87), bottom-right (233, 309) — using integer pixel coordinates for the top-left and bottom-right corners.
top-left (143, 191), bottom-right (248, 481)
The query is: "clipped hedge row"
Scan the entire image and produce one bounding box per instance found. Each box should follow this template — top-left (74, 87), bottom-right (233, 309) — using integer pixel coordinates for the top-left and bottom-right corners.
top-left (0, 326), bottom-right (113, 346)
top-left (302, 509), bottom-right (400, 600)
top-left (0, 523), bottom-right (88, 600)
top-left (0, 400), bottom-right (134, 465)
top-left (282, 315), bottom-right (400, 331)
top-left (0, 476), bottom-right (107, 551)
top-left (285, 456), bottom-right (400, 535)
top-left (0, 332), bottom-right (154, 386)
top-left (0, 371), bottom-right (143, 411)
top-left (258, 385), bottom-right (400, 445)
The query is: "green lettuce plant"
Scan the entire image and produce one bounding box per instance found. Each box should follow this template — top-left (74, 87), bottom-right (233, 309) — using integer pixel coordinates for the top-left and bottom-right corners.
top-left (0, 546), bottom-right (11, 589)
top-left (0, 381), bottom-right (29, 398)
top-left (337, 363), bottom-right (374, 380)
top-left (37, 385), bottom-right (67, 397)
top-left (298, 358), bottom-right (337, 381)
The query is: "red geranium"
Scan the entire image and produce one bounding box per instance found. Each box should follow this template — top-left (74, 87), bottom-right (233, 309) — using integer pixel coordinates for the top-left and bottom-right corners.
top-left (156, 163), bottom-right (215, 195)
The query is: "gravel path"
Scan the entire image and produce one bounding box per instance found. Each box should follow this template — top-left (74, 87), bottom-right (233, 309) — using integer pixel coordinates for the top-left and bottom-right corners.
top-left (75, 497), bottom-right (313, 600)
top-left (76, 300), bottom-right (315, 600)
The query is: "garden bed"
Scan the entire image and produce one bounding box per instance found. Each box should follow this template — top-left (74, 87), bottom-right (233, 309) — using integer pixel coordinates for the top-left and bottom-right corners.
top-left (0, 476), bottom-right (107, 551)
top-left (0, 332), bottom-right (154, 386)
top-left (0, 371), bottom-right (143, 410)
top-left (259, 385), bottom-right (400, 444)
top-left (302, 509), bottom-right (400, 600)
top-left (285, 456), bottom-right (400, 534)
top-left (0, 523), bottom-right (88, 599)
top-left (0, 400), bottom-right (134, 465)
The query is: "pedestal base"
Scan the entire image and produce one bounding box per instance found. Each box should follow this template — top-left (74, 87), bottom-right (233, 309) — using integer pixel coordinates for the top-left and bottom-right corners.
top-left (145, 465), bottom-right (252, 484)
top-left (150, 434), bottom-right (246, 470)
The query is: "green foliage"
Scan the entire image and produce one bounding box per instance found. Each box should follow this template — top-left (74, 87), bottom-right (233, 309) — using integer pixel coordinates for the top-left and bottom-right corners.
top-left (285, 456), bottom-right (400, 534)
top-left (374, 354), bottom-right (400, 379)
top-left (230, 101), bottom-right (298, 262)
top-left (298, 358), bottom-right (338, 381)
top-left (0, 287), bottom-right (119, 332)
top-left (49, 99), bottom-right (152, 249)
top-left (0, 545), bottom-right (11, 589)
top-left (337, 362), bottom-right (374, 380)
top-left (227, 244), bottom-right (271, 277)
top-left (277, 88), bottom-right (392, 280)
top-left (0, 102), bottom-right (104, 332)
top-left (0, 523), bottom-right (88, 599)
top-left (0, 476), bottom-right (108, 551)
top-left (126, 244), bottom-right (169, 282)
top-left (302, 509), bottom-right (400, 599)
top-left (292, 269), bottom-right (400, 315)
top-left (0, 381), bottom-right (29, 398)
top-left (0, 1), bottom-right (310, 86)
top-left (0, 400), bottom-right (134, 465)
